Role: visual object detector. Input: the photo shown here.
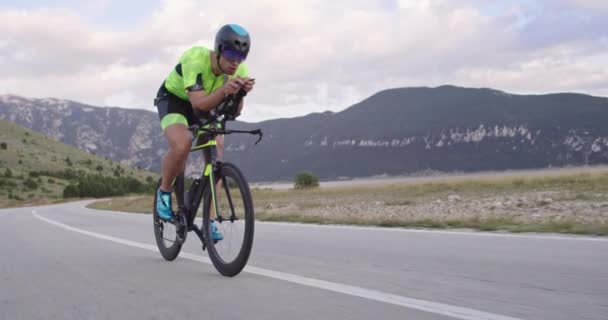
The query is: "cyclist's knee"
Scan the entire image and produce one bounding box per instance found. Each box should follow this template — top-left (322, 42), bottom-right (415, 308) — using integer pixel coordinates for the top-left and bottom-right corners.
top-left (164, 125), bottom-right (192, 156)
top-left (172, 140), bottom-right (192, 157)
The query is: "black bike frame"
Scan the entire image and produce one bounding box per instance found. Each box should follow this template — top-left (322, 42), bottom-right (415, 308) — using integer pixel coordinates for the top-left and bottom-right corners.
top-left (171, 118), bottom-right (262, 249)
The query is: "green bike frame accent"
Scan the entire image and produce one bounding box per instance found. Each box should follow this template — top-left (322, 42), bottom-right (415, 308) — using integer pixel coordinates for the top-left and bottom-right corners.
top-left (203, 163), bottom-right (213, 176)
top-left (192, 139), bottom-right (217, 151)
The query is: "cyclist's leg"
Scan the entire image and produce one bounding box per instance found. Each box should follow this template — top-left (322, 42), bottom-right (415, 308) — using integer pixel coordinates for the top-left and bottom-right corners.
top-left (210, 134), bottom-right (225, 214)
top-left (160, 124), bottom-right (191, 191)
top-left (210, 134), bottom-right (224, 240)
top-left (156, 84), bottom-right (195, 192)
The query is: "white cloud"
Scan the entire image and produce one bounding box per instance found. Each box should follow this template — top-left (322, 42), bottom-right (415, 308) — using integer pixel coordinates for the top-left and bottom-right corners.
top-left (0, 0), bottom-right (607, 122)
top-left (104, 90), bottom-right (137, 108)
top-left (560, 0), bottom-right (608, 10)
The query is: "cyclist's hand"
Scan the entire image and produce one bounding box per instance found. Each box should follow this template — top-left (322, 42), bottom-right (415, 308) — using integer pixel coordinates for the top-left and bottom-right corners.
top-left (241, 77), bottom-right (255, 93)
top-left (222, 78), bottom-right (243, 95)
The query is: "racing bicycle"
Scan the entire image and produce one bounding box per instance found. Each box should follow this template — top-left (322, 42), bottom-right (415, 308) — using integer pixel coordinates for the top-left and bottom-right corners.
top-left (153, 89), bottom-right (262, 277)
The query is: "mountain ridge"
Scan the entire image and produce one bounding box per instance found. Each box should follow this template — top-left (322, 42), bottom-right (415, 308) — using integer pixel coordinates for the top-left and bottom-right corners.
top-left (1, 85), bottom-right (607, 181)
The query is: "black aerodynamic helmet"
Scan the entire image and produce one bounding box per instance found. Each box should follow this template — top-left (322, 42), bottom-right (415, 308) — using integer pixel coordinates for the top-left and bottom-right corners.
top-left (214, 24), bottom-right (250, 62)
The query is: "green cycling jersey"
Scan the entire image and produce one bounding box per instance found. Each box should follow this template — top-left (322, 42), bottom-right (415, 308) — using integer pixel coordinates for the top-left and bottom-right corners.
top-left (164, 46), bottom-right (249, 100)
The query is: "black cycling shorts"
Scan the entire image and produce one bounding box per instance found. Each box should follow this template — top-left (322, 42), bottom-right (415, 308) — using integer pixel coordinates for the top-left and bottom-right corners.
top-left (155, 83), bottom-right (197, 130)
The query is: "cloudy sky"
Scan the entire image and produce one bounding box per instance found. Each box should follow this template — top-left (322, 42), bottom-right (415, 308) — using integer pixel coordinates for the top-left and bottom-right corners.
top-left (1, 0), bottom-right (607, 122)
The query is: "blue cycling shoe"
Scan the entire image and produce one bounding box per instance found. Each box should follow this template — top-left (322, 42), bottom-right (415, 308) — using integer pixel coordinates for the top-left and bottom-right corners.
top-left (156, 189), bottom-right (174, 221)
top-left (210, 220), bottom-right (224, 241)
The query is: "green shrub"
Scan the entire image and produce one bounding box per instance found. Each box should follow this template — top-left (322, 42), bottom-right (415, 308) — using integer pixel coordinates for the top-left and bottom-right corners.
top-left (4, 168), bottom-right (12, 178)
top-left (294, 172), bottom-right (320, 189)
top-left (62, 174), bottom-right (150, 198)
top-left (2, 180), bottom-right (17, 188)
top-left (0, 142), bottom-right (6, 150)
top-left (24, 179), bottom-right (38, 190)
top-left (63, 184), bottom-right (80, 198)
top-left (32, 169), bottom-right (81, 181)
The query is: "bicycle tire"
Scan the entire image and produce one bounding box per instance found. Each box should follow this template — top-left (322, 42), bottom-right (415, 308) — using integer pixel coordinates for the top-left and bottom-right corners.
top-left (153, 179), bottom-right (183, 261)
top-left (202, 162), bottom-right (254, 277)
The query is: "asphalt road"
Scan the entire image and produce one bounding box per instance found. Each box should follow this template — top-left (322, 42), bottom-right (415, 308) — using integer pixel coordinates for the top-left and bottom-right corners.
top-left (1, 201), bottom-right (607, 320)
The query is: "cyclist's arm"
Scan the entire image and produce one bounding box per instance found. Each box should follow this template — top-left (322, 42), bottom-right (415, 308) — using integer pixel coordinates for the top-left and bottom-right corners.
top-left (180, 48), bottom-right (229, 112)
top-left (188, 90), bottom-right (226, 112)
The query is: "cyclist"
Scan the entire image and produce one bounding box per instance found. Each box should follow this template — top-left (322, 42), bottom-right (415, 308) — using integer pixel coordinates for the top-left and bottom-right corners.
top-left (154, 24), bottom-right (255, 241)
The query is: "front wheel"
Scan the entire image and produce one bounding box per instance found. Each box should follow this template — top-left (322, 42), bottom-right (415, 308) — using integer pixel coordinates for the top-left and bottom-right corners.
top-left (202, 162), bottom-right (254, 277)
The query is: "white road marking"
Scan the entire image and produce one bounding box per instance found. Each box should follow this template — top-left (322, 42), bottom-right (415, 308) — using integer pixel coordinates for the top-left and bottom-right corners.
top-left (33, 210), bottom-right (523, 320)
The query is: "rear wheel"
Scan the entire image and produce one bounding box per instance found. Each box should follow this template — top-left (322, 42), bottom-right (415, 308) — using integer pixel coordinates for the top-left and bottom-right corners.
top-left (153, 179), bottom-right (183, 261)
top-left (202, 162), bottom-right (254, 277)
